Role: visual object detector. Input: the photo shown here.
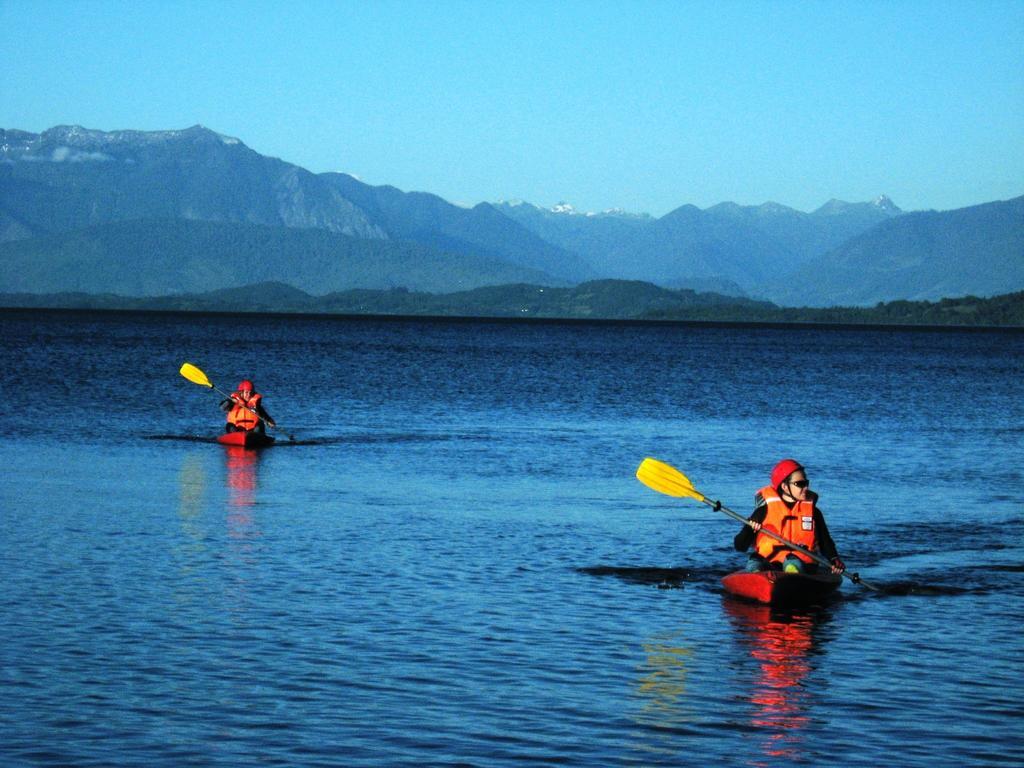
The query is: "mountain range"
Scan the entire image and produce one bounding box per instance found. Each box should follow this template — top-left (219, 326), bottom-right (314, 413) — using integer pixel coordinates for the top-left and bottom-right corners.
top-left (1, 125), bottom-right (1021, 307)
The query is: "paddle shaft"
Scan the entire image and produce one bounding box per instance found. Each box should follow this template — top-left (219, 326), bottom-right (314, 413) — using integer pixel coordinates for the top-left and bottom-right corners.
top-left (698, 496), bottom-right (833, 569)
top-left (700, 495), bottom-right (879, 590)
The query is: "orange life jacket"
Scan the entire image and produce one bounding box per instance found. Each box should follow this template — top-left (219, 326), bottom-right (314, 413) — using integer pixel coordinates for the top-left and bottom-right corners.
top-left (754, 485), bottom-right (819, 565)
top-left (226, 391), bottom-right (262, 431)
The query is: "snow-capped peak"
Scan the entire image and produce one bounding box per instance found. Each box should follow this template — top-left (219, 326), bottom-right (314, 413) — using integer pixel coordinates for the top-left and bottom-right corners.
top-left (872, 195), bottom-right (900, 213)
top-left (547, 201), bottom-right (652, 219)
top-left (41, 124), bottom-right (242, 147)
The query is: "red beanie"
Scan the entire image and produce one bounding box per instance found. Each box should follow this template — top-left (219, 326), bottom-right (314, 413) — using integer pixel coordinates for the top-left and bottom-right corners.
top-left (771, 459), bottom-right (804, 489)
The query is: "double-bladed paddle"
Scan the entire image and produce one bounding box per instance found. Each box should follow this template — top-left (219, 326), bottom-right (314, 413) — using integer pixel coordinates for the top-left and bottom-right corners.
top-left (635, 457), bottom-right (878, 591)
top-left (179, 362), bottom-right (294, 441)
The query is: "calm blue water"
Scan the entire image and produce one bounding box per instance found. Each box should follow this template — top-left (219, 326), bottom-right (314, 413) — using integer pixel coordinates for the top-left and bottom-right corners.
top-left (1, 309), bottom-right (1022, 767)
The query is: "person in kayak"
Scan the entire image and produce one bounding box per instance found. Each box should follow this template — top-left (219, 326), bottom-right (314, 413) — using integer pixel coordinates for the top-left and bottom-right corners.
top-left (221, 379), bottom-right (276, 434)
top-left (734, 459), bottom-right (845, 575)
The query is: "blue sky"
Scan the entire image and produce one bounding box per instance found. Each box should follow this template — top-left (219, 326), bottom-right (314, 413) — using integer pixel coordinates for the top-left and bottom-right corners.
top-left (2, 0), bottom-right (1021, 216)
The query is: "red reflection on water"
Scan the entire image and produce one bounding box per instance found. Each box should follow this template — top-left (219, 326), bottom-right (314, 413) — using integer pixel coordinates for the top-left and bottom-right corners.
top-left (224, 445), bottom-right (260, 534)
top-left (724, 599), bottom-right (821, 763)
top-left (222, 445), bottom-right (264, 616)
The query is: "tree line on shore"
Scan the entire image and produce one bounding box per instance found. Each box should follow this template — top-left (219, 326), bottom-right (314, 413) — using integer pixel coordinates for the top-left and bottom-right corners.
top-left (2, 280), bottom-right (1022, 327)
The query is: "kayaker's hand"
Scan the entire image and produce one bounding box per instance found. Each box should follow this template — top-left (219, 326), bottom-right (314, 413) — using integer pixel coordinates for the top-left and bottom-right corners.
top-left (830, 557), bottom-right (846, 574)
top-left (266, 420), bottom-right (276, 428)
top-left (749, 520), bottom-right (762, 532)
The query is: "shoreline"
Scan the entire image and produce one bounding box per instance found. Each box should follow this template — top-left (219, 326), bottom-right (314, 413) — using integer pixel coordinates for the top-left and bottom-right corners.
top-left (3, 303), bottom-right (1022, 333)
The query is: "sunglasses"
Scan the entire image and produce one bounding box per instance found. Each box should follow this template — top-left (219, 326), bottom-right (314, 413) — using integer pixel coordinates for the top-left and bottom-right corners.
top-left (788, 479), bottom-right (809, 489)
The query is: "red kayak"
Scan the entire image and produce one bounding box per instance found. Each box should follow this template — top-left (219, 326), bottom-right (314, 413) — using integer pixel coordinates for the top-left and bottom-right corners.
top-left (722, 570), bottom-right (841, 607)
top-left (216, 430), bottom-right (275, 448)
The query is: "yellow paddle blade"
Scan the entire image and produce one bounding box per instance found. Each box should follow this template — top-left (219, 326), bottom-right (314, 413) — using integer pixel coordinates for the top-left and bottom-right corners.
top-left (636, 458), bottom-right (707, 503)
top-left (179, 362), bottom-right (213, 388)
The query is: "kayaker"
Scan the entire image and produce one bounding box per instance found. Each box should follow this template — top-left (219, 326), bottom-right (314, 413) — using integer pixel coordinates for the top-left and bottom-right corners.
top-left (221, 379), bottom-right (276, 434)
top-left (734, 459), bottom-right (845, 575)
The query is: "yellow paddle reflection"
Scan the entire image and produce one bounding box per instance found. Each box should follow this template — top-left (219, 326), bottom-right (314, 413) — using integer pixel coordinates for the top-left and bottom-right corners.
top-left (632, 630), bottom-right (696, 738)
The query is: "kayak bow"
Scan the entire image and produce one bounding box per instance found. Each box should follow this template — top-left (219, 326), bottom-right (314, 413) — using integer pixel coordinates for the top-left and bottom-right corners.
top-left (216, 431), bottom-right (276, 448)
top-left (722, 570), bottom-right (842, 607)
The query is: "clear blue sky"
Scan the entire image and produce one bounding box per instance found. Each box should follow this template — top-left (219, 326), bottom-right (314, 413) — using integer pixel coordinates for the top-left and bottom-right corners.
top-left (2, 0), bottom-right (1021, 216)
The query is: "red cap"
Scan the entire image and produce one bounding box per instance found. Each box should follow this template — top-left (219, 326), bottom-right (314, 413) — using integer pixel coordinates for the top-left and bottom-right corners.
top-left (771, 459), bottom-right (804, 489)
top-left (238, 380), bottom-right (254, 391)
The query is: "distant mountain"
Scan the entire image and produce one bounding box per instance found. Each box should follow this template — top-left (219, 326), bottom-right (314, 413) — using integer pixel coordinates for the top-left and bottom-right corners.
top-left (322, 175), bottom-right (595, 282)
top-left (0, 125), bottom-right (384, 239)
top-left (0, 125), bottom-right (589, 283)
top-left (767, 196), bottom-right (1024, 306)
top-left (495, 196), bottom-right (902, 293)
top-left (704, 196), bottom-right (901, 265)
top-left (492, 201), bottom-right (653, 259)
top-left (631, 203), bottom-right (788, 287)
top-left (0, 219), bottom-right (562, 295)
top-left (2, 124), bottom-right (1019, 307)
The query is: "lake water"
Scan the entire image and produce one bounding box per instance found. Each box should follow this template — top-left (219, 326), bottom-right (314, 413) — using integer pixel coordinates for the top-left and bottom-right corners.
top-left (1, 309), bottom-right (1022, 767)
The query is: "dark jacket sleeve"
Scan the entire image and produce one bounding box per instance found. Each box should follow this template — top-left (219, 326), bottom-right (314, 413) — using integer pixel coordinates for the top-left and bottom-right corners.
top-left (814, 507), bottom-right (839, 560)
top-left (734, 494), bottom-right (768, 551)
